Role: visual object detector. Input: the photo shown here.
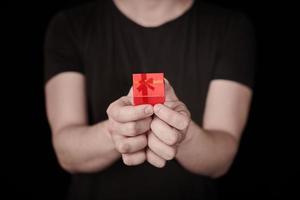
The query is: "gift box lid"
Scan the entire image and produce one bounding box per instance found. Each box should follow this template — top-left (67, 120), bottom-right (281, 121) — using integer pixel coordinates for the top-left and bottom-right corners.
top-left (132, 73), bottom-right (165, 98)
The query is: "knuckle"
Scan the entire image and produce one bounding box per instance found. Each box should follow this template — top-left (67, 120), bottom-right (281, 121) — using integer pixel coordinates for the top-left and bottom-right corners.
top-left (182, 117), bottom-right (191, 130)
top-left (120, 96), bottom-right (128, 102)
top-left (154, 104), bottom-right (163, 114)
top-left (118, 141), bottom-right (130, 153)
top-left (122, 155), bottom-right (132, 166)
top-left (133, 108), bottom-right (142, 118)
top-left (139, 153), bottom-right (146, 163)
top-left (123, 153), bottom-right (146, 166)
top-left (170, 114), bottom-right (178, 124)
top-left (177, 116), bottom-right (190, 131)
top-left (176, 101), bottom-right (185, 108)
top-left (147, 150), bottom-right (166, 168)
top-left (165, 148), bottom-right (177, 160)
top-left (107, 105), bottom-right (119, 120)
top-left (167, 131), bottom-right (179, 145)
top-left (106, 103), bottom-right (113, 116)
top-left (157, 160), bottom-right (166, 168)
top-left (126, 122), bottom-right (137, 136)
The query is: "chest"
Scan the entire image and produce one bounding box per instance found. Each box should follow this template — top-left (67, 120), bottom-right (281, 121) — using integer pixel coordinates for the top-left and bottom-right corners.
top-left (82, 18), bottom-right (219, 125)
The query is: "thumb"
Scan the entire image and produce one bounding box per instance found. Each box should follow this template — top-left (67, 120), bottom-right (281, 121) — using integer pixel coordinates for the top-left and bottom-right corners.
top-left (164, 78), bottom-right (178, 101)
top-left (127, 86), bottom-right (134, 105)
top-left (127, 86), bottom-right (133, 97)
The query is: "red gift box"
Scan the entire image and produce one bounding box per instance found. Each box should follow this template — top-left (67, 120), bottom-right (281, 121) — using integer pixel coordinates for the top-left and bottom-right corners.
top-left (132, 73), bottom-right (165, 105)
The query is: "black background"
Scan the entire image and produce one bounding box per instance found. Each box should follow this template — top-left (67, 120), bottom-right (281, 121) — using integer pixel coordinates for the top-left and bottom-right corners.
top-left (2, 0), bottom-right (297, 200)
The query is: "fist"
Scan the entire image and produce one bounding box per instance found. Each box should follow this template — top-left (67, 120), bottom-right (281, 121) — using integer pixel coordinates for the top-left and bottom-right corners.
top-left (146, 80), bottom-right (191, 168)
top-left (106, 88), bottom-right (154, 166)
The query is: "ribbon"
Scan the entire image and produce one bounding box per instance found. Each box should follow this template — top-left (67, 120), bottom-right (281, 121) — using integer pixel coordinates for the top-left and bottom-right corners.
top-left (137, 74), bottom-right (155, 95)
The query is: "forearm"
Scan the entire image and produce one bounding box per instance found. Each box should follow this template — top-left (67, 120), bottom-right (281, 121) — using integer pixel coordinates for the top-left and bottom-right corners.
top-left (176, 121), bottom-right (239, 178)
top-left (53, 120), bottom-right (121, 173)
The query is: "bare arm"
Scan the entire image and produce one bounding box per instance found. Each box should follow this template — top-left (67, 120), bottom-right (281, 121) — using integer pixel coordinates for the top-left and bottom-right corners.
top-left (147, 79), bottom-right (252, 177)
top-left (176, 80), bottom-right (252, 178)
top-left (45, 72), bottom-right (120, 173)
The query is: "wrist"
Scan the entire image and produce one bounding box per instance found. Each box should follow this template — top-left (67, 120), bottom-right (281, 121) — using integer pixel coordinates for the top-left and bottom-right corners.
top-left (102, 120), bottom-right (114, 142)
top-left (178, 120), bottom-right (195, 148)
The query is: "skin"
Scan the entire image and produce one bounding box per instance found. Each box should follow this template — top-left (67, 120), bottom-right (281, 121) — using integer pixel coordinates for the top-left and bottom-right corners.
top-left (113, 0), bottom-right (194, 27)
top-left (45, 73), bottom-right (251, 177)
top-left (45, 0), bottom-right (253, 177)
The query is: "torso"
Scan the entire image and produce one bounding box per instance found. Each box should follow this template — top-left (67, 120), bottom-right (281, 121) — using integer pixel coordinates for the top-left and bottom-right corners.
top-left (64, 1), bottom-right (235, 199)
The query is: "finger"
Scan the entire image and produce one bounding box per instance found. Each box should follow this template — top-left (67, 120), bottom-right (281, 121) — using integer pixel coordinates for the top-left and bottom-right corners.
top-left (154, 104), bottom-right (190, 131)
top-left (147, 131), bottom-right (177, 161)
top-left (112, 117), bottom-right (152, 137)
top-left (127, 86), bottom-right (133, 97)
top-left (127, 86), bottom-right (135, 105)
top-left (107, 96), bottom-right (153, 122)
top-left (164, 78), bottom-right (178, 101)
top-left (151, 117), bottom-right (182, 146)
top-left (173, 102), bottom-right (191, 118)
top-left (146, 148), bottom-right (166, 168)
top-left (115, 134), bottom-right (147, 154)
top-left (122, 150), bottom-right (146, 166)
top-left (163, 101), bottom-right (191, 118)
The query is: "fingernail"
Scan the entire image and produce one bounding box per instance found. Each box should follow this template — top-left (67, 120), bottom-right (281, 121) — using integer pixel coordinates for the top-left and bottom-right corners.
top-left (145, 106), bottom-right (153, 114)
top-left (154, 104), bottom-right (162, 113)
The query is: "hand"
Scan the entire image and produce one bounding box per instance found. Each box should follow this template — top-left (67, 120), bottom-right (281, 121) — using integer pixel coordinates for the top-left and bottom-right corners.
top-left (106, 88), bottom-right (154, 166)
top-left (146, 79), bottom-right (191, 168)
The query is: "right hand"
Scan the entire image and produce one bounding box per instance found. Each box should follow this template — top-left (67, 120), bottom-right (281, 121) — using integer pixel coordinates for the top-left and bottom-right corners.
top-left (106, 87), bottom-right (154, 166)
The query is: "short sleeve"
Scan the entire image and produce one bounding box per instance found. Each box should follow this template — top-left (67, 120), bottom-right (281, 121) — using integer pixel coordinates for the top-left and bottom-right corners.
top-left (43, 12), bottom-right (84, 85)
top-left (213, 12), bottom-right (256, 89)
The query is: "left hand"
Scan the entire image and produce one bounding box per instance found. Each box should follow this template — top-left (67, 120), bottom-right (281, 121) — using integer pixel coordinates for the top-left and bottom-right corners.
top-left (146, 79), bottom-right (191, 168)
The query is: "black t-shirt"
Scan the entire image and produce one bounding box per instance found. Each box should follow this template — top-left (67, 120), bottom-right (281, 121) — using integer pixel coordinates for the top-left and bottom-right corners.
top-left (44, 0), bottom-right (255, 199)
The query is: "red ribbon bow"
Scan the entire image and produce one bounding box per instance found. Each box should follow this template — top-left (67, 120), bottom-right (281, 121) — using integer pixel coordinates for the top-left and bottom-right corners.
top-left (137, 74), bottom-right (155, 95)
